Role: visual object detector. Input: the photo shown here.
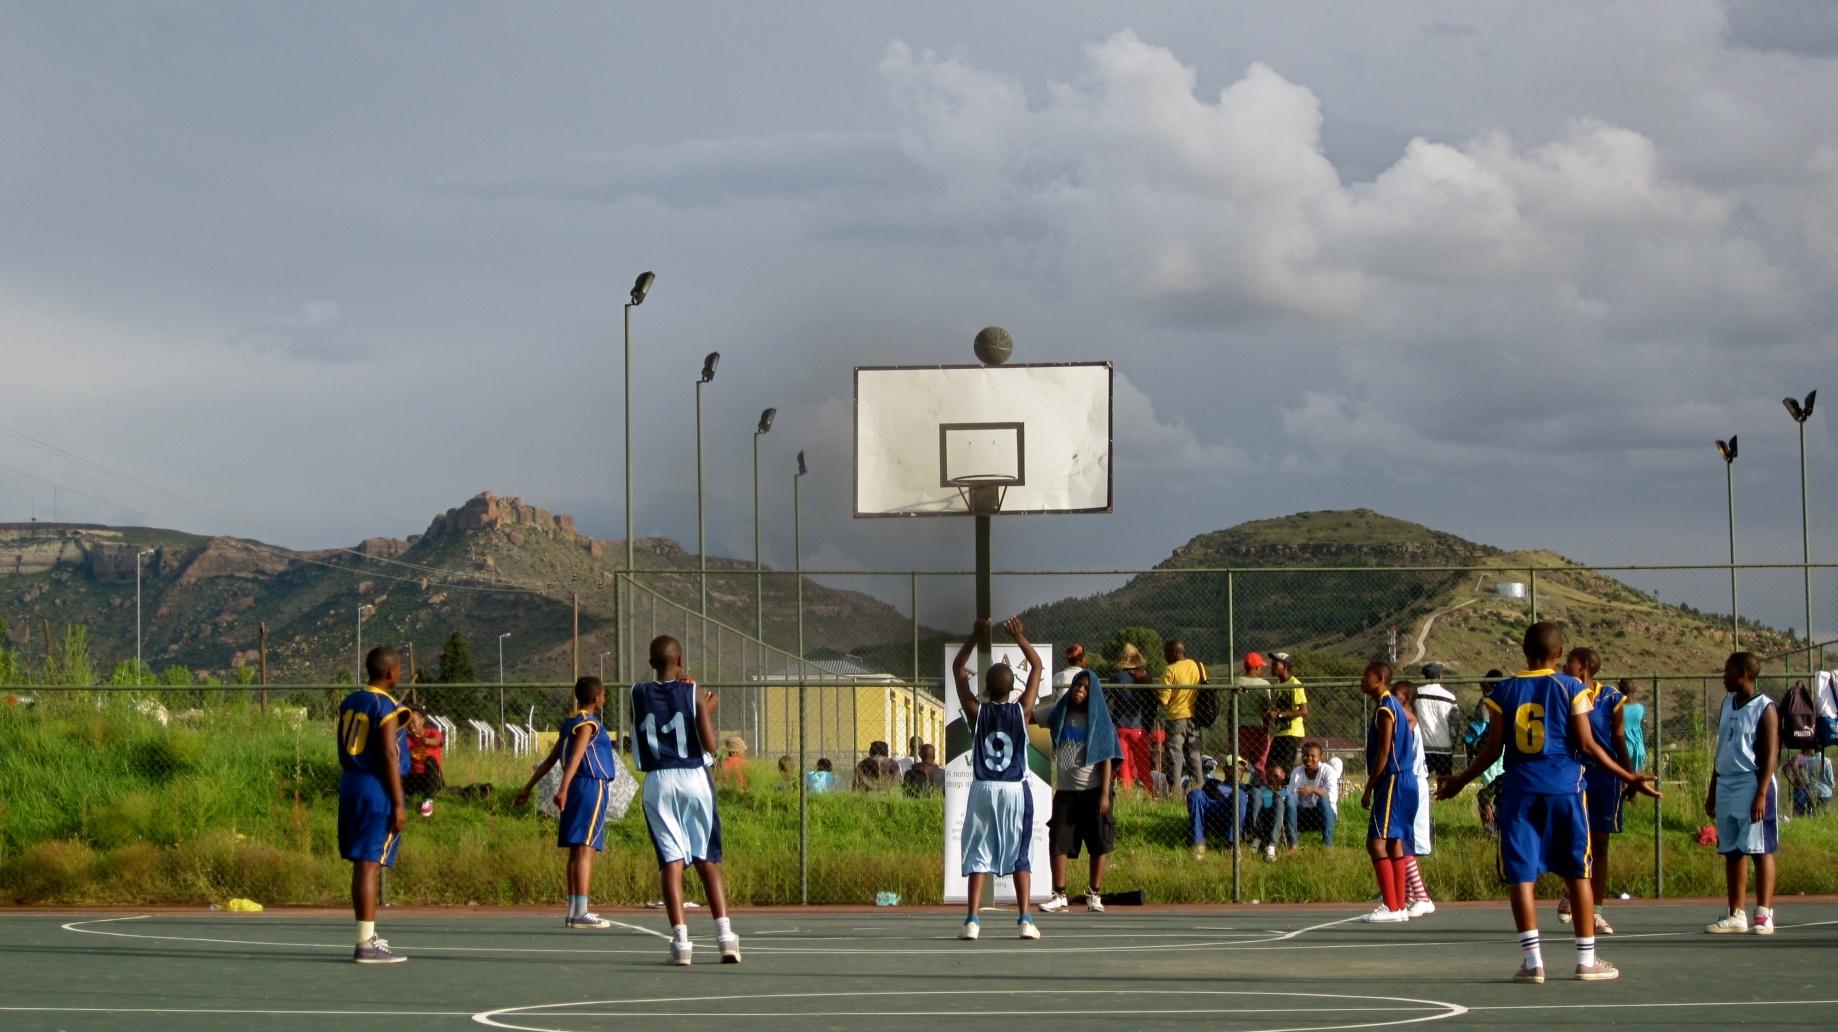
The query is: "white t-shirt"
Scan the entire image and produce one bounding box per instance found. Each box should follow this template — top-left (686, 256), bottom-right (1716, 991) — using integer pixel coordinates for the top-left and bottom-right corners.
top-left (1414, 684), bottom-right (1460, 752)
top-left (1288, 757), bottom-right (1341, 811)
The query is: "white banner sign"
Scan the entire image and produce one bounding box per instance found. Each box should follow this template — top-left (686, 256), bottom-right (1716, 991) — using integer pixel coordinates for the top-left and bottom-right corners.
top-left (942, 643), bottom-right (1055, 904)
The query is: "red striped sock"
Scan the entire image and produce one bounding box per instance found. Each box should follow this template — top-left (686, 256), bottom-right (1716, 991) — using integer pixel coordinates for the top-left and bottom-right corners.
top-left (1403, 856), bottom-right (1430, 903)
top-left (1372, 858), bottom-right (1401, 911)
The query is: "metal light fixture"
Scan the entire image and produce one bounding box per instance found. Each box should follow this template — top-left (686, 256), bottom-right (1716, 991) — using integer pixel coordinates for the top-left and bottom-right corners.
top-left (754, 407), bottom-right (777, 643)
top-left (1716, 435), bottom-right (1739, 647)
top-left (1716, 436), bottom-right (1738, 463)
top-left (629, 271), bottom-right (655, 306)
top-left (758, 407), bottom-right (777, 435)
top-left (1784, 388), bottom-right (1819, 676)
top-left (1783, 390), bottom-right (1817, 423)
top-left (700, 351), bottom-right (721, 383)
top-left (797, 450), bottom-right (808, 477)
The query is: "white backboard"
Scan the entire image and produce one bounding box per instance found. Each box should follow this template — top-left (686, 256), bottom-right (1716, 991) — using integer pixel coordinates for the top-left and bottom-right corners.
top-left (854, 362), bottom-right (1113, 517)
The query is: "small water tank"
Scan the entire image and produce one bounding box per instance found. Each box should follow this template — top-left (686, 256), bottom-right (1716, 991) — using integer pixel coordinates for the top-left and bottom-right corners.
top-left (1497, 581), bottom-right (1527, 599)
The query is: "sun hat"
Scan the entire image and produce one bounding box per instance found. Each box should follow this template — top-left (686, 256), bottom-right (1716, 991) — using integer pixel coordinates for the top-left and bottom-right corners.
top-left (1116, 643), bottom-right (1146, 668)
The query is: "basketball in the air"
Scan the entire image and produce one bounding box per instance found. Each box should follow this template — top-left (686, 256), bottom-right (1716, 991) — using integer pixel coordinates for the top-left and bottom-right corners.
top-left (973, 326), bottom-right (1013, 365)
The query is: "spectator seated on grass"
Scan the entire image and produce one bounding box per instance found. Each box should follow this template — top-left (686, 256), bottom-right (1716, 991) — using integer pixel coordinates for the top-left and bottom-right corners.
top-left (1286, 741), bottom-right (1340, 846)
top-left (718, 735), bottom-right (748, 789)
top-left (403, 705), bottom-right (444, 817)
top-left (806, 758), bottom-right (838, 794)
top-left (777, 755), bottom-right (797, 786)
top-left (854, 741), bottom-right (896, 791)
top-left (904, 743), bottom-right (946, 795)
top-left (1187, 754), bottom-right (1251, 860)
top-left (1248, 763), bottom-right (1293, 860)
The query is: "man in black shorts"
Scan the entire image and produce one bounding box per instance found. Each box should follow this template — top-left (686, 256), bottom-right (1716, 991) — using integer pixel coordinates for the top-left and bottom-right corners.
top-left (1037, 669), bottom-right (1119, 913)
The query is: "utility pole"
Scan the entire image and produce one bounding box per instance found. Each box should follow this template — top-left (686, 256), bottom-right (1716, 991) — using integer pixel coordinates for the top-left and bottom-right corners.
top-left (572, 591), bottom-right (581, 681)
top-left (258, 622), bottom-right (269, 714)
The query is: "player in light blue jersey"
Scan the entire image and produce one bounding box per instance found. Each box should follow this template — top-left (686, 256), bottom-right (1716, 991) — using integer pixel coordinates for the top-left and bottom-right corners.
top-left (336, 646), bottom-right (410, 964)
top-left (953, 617), bottom-right (1043, 942)
top-left (1705, 651), bottom-right (1780, 936)
top-left (633, 635), bottom-right (738, 966)
top-left (515, 676), bottom-right (618, 929)
top-left (1439, 623), bottom-right (1657, 985)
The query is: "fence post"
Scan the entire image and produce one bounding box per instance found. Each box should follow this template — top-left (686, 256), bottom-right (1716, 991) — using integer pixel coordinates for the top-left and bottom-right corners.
top-left (911, 573), bottom-right (920, 757)
top-left (1529, 567), bottom-right (1538, 624)
top-left (1227, 570), bottom-right (1241, 904)
top-left (1652, 673), bottom-right (1663, 899)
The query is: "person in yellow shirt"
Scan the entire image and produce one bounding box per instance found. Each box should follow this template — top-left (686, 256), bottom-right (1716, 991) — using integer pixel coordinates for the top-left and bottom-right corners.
top-left (1266, 652), bottom-right (1308, 772)
top-left (1158, 640), bottom-right (1207, 794)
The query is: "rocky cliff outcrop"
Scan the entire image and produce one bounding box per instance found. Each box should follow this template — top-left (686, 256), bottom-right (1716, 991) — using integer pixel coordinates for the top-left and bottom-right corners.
top-left (423, 492), bottom-right (583, 544)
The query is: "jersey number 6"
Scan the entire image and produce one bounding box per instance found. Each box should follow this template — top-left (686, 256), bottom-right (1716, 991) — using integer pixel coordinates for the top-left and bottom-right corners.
top-left (1513, 703), bottom-right (1546, 753)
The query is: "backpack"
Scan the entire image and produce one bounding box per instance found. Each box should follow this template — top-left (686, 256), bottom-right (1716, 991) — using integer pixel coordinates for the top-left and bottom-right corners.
top-left (1781, 681), bottom-right (1819, 751)
top-left (1189, 662), bottom-right (1220, 728)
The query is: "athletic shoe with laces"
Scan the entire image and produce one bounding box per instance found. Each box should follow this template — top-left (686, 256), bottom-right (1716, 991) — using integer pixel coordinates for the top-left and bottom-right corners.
top-left (959, 918), bottom-right (980, 941)
top-left (1574, 958), bottom-right (1619, 981)
top-left (353, 935), bottom-right (405, 964)
top-left (668, 941), bottom-right (693, 966)
top-left (1039, 893), bottom-right (1070, 913)
top-left (1085, 892), bottom-right (1105, 913)
top-left (1512, 963), bottom-right (1545, 984)
top-left (1556, 895), bottom-right (1572, 924)
top-left (1360, 906), bottom-right (1410, 923)
top-left (1018, 919), bottom-right (1040, 940)
top-left (1263, 845), bottom-right (1276, 862)
top-left (1406, 899), bottom-right (1436, 918)
top-left (1592, 912), bottom-right (1614, 935)
top-left (719, 933), bottom-right (743, 963)
top-left (565, 913), bottom-right (611, 929)
top-left (1191, 844), bottom-right (1206, 861)
top-left (418, 799), bottom-right (434, 818)
top-left (1706, 912), bottom-right (1749, 934)
top-left (1752, 911), bottom-right (1775, 936)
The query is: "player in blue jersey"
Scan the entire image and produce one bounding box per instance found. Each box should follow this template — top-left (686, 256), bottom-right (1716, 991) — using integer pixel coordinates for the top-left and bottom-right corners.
top-left (1439, 623), bottom-right (1658, 984)
top-left (1705, 651), bottom-right (1779, 936)
top-left (952, 617), bottom-right (1044, 942)
top-left (633, 635), bottom-right (738, 966)
top-left (337, 646), bottom-right (410, 964)
top-left (1556, 647), bottom-right (1628, 934)
top-left (1358, 661), bottom-right (1415, 923)
top-left (514, 676), bottom-right (618, 929)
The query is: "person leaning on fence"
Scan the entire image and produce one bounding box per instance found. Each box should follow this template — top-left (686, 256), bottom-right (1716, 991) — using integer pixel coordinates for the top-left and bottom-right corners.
top-left (1286, 741), bottom-right (1340, 846)
top-left (1158, 641), bottom-right (1208, 796)
top-left (336, 646), bottom-right (411, 963)
top-left (1109, 643), bottom-right (1157, 793)
top-left (1038, 668), bottom-right (1120, 914)
top-left (1413, 665), bottom-right (1460, 777)
top-left (1266, 652), bottom-right (1308, 773)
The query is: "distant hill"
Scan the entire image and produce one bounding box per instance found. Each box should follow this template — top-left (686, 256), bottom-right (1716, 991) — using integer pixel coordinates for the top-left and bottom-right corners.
top-left (1017, 509), bottom-right (1797, 677)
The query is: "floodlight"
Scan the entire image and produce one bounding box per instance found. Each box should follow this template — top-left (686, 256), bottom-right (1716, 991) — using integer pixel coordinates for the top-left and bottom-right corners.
top-left (1783, 390), bottom-right (1814, 422)
top-left (757, 407), bottom-right (777, 434)
top-left (700, 352), bottom-right (721, 383)
top-left (796, 451), bottom-right (808, 477)
top-left (1717, 437), bottom-right (1738, 463)
top-left (629, 271), bottom-right (655, 306)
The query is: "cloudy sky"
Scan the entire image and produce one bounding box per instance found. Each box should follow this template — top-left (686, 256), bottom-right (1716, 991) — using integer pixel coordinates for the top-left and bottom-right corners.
top-left (3, 2), bottom-right (1834, 633)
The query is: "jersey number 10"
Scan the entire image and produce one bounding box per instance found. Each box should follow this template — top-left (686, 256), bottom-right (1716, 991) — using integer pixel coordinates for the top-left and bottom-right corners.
top-left (339, 710), bottom-right (371, 756)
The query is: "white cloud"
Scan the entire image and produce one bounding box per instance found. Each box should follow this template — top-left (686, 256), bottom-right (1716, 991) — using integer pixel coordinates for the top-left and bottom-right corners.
top-left (227, 300), bottom-right (364, 363)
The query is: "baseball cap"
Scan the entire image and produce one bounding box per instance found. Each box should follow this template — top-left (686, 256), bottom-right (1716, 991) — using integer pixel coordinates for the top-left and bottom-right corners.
top-left (1423, 663), bottom-right (1443, 679)
top-left (1242, 651), bottom-right (1265, 669)
top-left (1270, 651), bottom-right (1292, 666)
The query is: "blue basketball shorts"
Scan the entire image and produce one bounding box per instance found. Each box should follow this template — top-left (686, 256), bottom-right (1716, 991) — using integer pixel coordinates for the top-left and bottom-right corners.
top-left (1584, 769), bottom-right (1624, 835)
top-left (558, 777), bottom-right (611, 851)
top-left (1496, 790), bottom-right (1589, 883)
top-left (338, 772), bottom-right (403, 868)
top-left (1715, 774), bottom-right (1778, 856)
top-left (1365, 771), bottom-right (1418, 843)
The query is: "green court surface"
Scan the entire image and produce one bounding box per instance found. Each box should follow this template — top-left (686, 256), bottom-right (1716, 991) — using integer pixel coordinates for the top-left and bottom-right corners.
top-left (2, 902), bottom-right (1835, 1031)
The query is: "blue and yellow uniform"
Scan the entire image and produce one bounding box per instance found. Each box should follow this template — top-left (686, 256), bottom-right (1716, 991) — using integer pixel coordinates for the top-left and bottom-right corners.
top-left (632, 680), bottom-right (722, 866)
top-left (1581, 681), bottom-right (1626, 834)
top-left (1365, 691), bottom-right (1418, 841)
top-left (962, 700), bottom-right (1035, 876)
top-left (1485, 669), bottom-right (1592, 882)
top-left (336, 686), bottom-right (410, 867)
top-left (557, 710), bottom-right (618, 851)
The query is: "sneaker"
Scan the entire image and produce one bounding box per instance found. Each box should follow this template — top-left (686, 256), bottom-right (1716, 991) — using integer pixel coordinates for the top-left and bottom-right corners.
top-left (1706, 912), bottom-right (1749, 934)
top-left (669, 941), bottom-right (693, 966)
top-left (960, 918), bottom-right (980, 941)
top-left (1512, 963), bottom-right (1546, 984)
top-left (1592, 912), bottom-right (1614, 935)
top-left (1753, 911), bottom-right (1775, 936)
top-left (1263, 845), bottom-right (1276, 862)
top-left (718, 933), bottom-right (742, 963)
top-left (1574, 959), bottom-right (1619, 981)
top-left (565, 913), bottom-right (611, 929)
top-left (1556, 895), bottom-right (1572, 924)
top-left (1085, 892), bottom-right (1105, 913)
top-left (1406, 899), bottom-right (1436, 918)
top-left (1018, 918), bottom-right (1040, 940)
top-left (353, 935), bottom-right (405, 964)
top-left (418, 799), bottom-right (434, 818)
top-left (1360, 906), bottom-right (1410, 924)
top-left (1191, 844), bottom-right (1206, 861)
top-left (1039, 893), bottom-right (1070, 913)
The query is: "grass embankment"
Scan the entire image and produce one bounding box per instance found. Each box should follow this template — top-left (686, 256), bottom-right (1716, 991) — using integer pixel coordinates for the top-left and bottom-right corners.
top-left (5, 698), bottom-right (1836, 906)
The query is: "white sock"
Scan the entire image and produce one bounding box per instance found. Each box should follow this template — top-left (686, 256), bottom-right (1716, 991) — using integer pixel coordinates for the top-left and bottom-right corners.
top-left (715, 916), bottom-right (733, 937)
top-left (1575, 935), bottom-right (1596, 968)
top-left (1519, 931), bottom-right (1542, 970)
top-left (357, 920), bottom-right (375, 945)
top-left (672, 923), bottom-right (690, 944)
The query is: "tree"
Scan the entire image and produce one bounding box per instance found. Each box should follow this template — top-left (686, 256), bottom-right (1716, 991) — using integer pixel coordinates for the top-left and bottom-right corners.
top-left (436, 630), bottom-right (476, 683)
top-left (232, 665), bottom-right (257, 686)
top-left (161, 664), bottom-right (193, 686)
top-left (44, 624), bottom-right (96, 686)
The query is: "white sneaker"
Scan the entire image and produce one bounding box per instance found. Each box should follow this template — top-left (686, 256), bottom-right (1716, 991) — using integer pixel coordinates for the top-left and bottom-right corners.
top-left (1360, 906), bottom-right (1410, 923)
top-left (1557, 895), bottom-right (1573, 924)
top-left (565, 912), bottom-right (611, 929)
top-left (1039, 893), bottom-right (1070, 913)
top-left (668, 941), bottom-right (693, 966)
top-left (718, 933), bottom-right (742, 963)
top-left (1264, 845), bottom-right (1276, 862)
top-left (1085, 892), bottom-right (1105, 913)
top-left (1706, 912), bottom-right (1749, 934)
top-left (1753, 910), bottom-right (1775, 936)
top-left (960, 918), bottom-right (980, 941)
top-left (1018, 919), bottom-right (1040, 940)
top-left (1407, 899), bottom-right (1436, 918)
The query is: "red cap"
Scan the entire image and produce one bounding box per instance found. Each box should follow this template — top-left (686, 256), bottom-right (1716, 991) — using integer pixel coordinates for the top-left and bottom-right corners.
top-left (1243, 651), bottom-right (1266, 669)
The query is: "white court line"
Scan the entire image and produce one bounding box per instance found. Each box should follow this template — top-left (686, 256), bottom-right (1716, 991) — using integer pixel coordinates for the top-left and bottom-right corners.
top-left (605, 920), bottom-right (670, 940)
top-left (0, 1007), bottom-right (472, 1017)
top-left (1467, 999), bottom-right (1838, 1012)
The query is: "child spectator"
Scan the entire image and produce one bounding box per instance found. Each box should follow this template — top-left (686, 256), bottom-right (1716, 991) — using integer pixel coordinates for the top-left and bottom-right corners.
top-left (718, 735), bottom-right (749, 790)
top-left (806, 758), bottom-right (838, 794)
top-left (513, 676), bottom-right (619, 930)
top-left (952, 617), bottom-right (1044, 941)
top-left (1287, 742), bottom-right (1340, 846)
top-left (1705, 651), bottom-right (1780, 936)
top-left (1249, 763), bottom-right (1291, 860)
top-left (1038, 669), bottom-right (1119, 913)
top-left (403, 705), bottom-right (445, 817)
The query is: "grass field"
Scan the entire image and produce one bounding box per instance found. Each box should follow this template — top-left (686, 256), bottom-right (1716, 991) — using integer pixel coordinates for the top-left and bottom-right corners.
top-left (5, 695), bottom-right (1838, 907)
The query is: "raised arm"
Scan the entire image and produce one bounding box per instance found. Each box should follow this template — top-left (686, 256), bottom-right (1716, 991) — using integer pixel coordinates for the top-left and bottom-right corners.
top-left (1005, 617), bottom-right (1042, 711)
top-left (953, 621), bottom-right (988, 722)
top-left (696, 689), bottom-right (720, 758)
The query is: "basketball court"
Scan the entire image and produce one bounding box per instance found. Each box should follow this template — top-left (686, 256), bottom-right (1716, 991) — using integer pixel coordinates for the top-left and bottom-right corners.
top-left (4, 902), bottom-right (1834, 1030)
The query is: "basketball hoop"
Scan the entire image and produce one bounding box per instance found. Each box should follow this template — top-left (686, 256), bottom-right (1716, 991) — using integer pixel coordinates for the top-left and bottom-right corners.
top-left (947, 474), bottom-right (1016, 515)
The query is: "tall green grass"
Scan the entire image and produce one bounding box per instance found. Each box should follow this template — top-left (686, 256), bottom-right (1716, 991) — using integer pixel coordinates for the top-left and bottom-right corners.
top-left (5, 697), bottom-right (1836, 906)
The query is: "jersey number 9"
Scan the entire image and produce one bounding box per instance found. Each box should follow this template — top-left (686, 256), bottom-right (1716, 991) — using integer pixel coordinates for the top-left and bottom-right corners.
top-left (982, 731), bottom-right (1013, 773)
top-left (1513, 703), bottom-right (1546, 753)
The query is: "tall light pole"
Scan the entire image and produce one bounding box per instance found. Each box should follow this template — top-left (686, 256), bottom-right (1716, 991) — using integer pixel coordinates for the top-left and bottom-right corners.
top-left (497, 631), bottom-right (512, 730)
top-left (793, 448), bottom-right (808, 904)
top-left (753, 407), bottom-right (777, 643)
top-left (355, 604), bottom-right (375, 683)
top-left (598, 649), bottom-right (612, 681)
top-left (135, 548), bottom-right (155, 685)
top-left (624, 270), bottom-right (655, 687)
top-left (696, 351), bottom-right (720, 623)
top-left (1784, 390), bottom-right (1818, 674)
top-left (1717, 437), bottom-right (1739, 648)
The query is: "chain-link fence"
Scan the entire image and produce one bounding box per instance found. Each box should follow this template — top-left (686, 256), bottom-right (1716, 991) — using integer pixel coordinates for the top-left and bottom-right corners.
top-left (2, 562), bottom-right (1835, 908)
